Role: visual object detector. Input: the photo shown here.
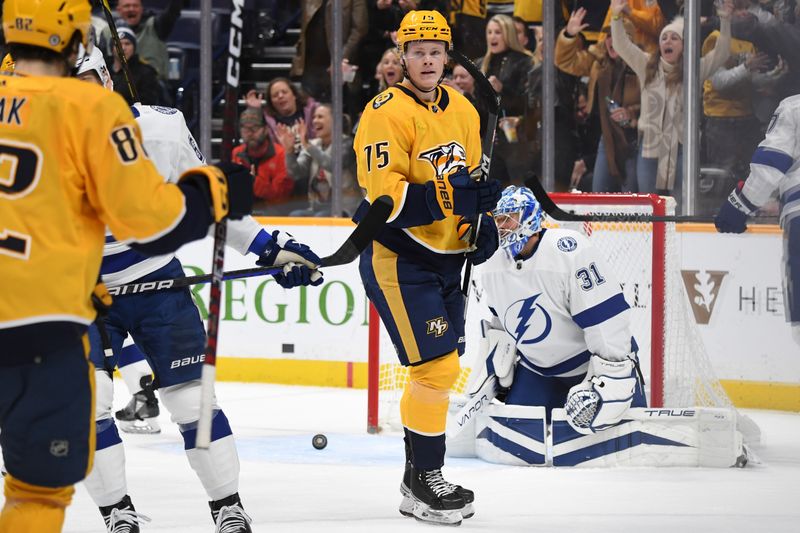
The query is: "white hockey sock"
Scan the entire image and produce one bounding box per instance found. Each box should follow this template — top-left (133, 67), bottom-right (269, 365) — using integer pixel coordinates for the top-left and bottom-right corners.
top-left (185, 434), bottom-right (240, 501)
top-left (118, 343), bottom-right (154, 395)
top-left (83, 422), bottom-right (128, 507)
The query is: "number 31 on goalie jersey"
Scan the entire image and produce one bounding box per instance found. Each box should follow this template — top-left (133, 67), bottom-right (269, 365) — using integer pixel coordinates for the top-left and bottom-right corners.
top-left (575, 263), bottom-right (606, 291)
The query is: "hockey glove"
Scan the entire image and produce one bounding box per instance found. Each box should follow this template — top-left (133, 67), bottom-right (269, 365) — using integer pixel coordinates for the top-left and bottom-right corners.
top-left (448, 167), bottom-right (502, 216)
top-left (178, 162), bottom-right (254, 221)
top-left (461, 215), bottom-right (499, 265)
top-left (715, 183), bottom-right (755, 234)
top-left (564, 354), bottom-right (637, 435)
top-left (256, 230), bottom-right (323, 289)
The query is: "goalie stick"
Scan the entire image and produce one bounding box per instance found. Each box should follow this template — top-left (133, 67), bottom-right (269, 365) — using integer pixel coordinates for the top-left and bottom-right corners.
top-left (96, 0), bottom-right (139, 103)
top-left (108, 195), bottom-right (394, 296)
top-left (527, 176), bottom-right (778, 224)
top-left (448, 49), bottom-right (501, 297)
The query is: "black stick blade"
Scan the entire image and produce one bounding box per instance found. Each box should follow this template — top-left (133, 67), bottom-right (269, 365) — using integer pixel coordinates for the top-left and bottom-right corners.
top-left (320, 195), bottom-right (393, 267)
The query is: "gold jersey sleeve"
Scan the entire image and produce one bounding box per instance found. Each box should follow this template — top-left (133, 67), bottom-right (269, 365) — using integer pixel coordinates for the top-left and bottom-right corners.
top-left (0, 75), bottom-right (188, 328)
top-left (354, 85), bottom-right (481, 254)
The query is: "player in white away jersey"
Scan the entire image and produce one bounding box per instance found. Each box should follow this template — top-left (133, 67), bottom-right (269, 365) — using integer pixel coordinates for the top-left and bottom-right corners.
top-left (478, 186), bottom-right (646, 433)
top-left (715, 94), bottom-right (800, 347)
top-left (75, 47), bottom-right (322, 533)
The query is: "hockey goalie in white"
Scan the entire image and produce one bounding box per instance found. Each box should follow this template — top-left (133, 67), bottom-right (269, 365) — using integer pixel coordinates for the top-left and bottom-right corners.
top-left (479, 186), bottom-right (646, 430)
top-left (448, 186), bottom-right (747, 468)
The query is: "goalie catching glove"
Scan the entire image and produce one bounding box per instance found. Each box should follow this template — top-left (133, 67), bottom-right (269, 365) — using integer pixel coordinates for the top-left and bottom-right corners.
top-left (256, 230), bottom-right (323, 288)
top-left (564, 354), bottom-right (638, 434)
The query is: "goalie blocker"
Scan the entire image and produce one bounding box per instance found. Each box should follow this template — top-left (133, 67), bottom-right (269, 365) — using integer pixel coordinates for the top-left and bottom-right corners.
top-left (446, 403), bottom-right (747, 468)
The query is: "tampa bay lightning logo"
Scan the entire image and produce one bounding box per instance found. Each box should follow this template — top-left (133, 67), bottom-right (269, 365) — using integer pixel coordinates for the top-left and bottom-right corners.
top-left (152, 105), bottom-right (178, 115)
top-left (557, 236), bottom-right (578, 252)
top-left (504, 293), bottom-right (552, 345)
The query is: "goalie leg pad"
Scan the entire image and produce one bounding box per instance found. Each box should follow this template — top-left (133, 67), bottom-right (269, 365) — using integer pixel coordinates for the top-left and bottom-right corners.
top-left (475, 404), bottom-right (547, 466)
top-left (552, 407), bottom-right (744, 467)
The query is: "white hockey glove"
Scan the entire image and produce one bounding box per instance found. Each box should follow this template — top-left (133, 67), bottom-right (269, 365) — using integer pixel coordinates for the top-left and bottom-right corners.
top-left (256, 230), bottom-right (323, 288)
top-left (564, 354), bottom-right (637, 435)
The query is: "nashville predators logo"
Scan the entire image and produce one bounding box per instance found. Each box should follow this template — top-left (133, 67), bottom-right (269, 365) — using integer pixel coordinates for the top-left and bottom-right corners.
top-left (418, 142), bottom-right (467, 177)
top-left (418, 142), bottom-right (468, 211)
top-left (426, 317), bottom-right (449, 337)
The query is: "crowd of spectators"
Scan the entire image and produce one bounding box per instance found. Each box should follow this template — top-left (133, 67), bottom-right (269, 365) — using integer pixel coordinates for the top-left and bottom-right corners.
top-left (237, 0), bottom-right (800, 217)
top-left (10, 1), bottom-right (790, 216)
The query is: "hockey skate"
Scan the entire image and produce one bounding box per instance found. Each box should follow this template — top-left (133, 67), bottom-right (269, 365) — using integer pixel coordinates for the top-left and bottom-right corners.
top-left (209, 493), bottom-right (252, 533)
top-left (99, 495), bottom-right (151, 533)
top-left (403, 467), bottom-right (467, 526)
top-left (399, 461), bottom-right (474, 520)
top-left (116, 376), bottom-right (161, 434)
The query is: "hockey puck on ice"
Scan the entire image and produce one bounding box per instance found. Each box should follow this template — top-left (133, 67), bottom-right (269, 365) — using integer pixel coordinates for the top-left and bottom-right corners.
top-left (312, 434), bottom-right (328, 450)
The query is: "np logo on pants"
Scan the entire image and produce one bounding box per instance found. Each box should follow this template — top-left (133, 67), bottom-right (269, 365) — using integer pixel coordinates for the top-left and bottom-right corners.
top-left (426, 317), bottom-right (449, 337)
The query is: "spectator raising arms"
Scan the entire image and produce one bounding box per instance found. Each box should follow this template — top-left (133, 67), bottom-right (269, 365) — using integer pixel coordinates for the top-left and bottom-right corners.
top-left (232, 107), bottom-right (294, 210)
top-left (279, 104), bottom-right (359, 217)
top-left (610, 0), bottom-right (733, 203)
top-left (556, 8), bottom-right (641, 193)
top-left (106, 0), bottom-right (184, 81)
top-left (111, 26), bottom-right (163, 105)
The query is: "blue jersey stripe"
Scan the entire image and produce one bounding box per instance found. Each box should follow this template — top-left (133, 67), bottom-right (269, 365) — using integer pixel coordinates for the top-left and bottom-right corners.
top-left (752, 147), bottom-right (794, 173)
top-left (520, 349), bottom-right (591, 377)
top-left (100, 248), bottom-right (151, 275)
top-left (572, 293), bottom-right (630, 329)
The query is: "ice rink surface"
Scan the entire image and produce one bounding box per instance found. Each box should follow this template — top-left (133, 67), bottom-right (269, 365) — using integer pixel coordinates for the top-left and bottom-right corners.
top-left (44, 382), bottom-right (800, 532)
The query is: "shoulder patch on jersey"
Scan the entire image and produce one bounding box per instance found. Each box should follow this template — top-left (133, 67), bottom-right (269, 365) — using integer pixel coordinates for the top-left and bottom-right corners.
top-left (557, 236), bottom-right (578, 252)
top-left (151, 106), bottom-right (178, 115)
top-left (372, 92), bottom-right (393, 109)
top-left (188, 134), bottom-right (205, 163)
top-left (766, 112), bottom-right (779, 134)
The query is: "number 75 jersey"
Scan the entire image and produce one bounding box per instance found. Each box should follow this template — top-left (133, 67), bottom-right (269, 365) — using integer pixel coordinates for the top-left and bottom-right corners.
top-left (479, 228), bottom-right (636, 378)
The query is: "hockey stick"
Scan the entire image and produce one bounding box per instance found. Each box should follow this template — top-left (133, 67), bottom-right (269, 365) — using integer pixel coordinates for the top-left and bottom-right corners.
top-left (195, 195), bottom-right (392, 448)
top-left (528, 178), bottom-right (778, 224)
top-left (221, 0), bottom-right (245, 163)
top-left (448, 49), bottom-right (501, 297)
top-left (96, 0), bottom-right (139, 103)
top-left (107, 195), bottom-right (394, 297)
top-left (196, 220), bottom-right (227, 449)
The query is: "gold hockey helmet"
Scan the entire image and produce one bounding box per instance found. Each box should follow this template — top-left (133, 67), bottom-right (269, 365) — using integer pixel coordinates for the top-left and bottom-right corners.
top-left (3, 0), bottom-right (93, 54)
top-left (397, 10), bottom-right (452, 50)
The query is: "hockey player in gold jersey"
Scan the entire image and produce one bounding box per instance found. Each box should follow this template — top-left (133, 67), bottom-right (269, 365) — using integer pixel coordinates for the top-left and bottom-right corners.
top-left (0, 1), bottom-right (255, 532)
top-left (354, 10), bottom-right (501, 526)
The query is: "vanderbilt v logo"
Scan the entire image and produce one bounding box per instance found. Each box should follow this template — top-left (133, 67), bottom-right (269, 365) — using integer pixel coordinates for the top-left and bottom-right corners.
top-left (680, 270), bottom-right (728, 325)
top-left (426, 317), bottom-right (449, 337)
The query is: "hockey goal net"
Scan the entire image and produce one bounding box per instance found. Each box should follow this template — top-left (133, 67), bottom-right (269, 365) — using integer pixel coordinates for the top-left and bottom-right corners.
top-left (367, 193), bottom-right (740, 434)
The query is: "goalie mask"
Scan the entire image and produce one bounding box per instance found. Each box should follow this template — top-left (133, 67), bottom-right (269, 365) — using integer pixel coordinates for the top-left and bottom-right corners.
top-left (493, 185), bottom-right (544, 259)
